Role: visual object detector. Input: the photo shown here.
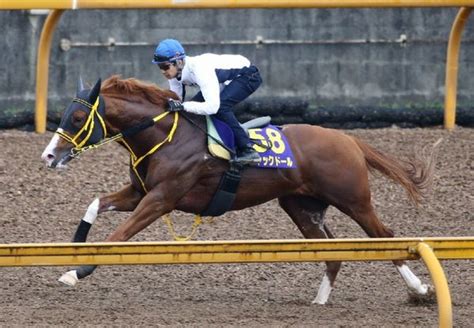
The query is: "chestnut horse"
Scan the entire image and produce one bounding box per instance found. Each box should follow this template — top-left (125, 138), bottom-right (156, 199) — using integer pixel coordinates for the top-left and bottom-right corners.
top-left (41, 76), bottom-right (438, 304)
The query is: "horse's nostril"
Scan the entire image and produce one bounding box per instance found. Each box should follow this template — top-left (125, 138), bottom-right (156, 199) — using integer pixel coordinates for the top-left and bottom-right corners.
top-left (47, 154), bottom-right (55, 160)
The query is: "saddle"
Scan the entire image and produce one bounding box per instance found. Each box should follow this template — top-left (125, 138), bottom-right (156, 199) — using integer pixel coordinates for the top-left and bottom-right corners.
top-left (201, 115), bottom-right (296, 217)
top-left (206, 115), bottom-right (296, 169)
top-left (206, 116), bottom-right (271, 160)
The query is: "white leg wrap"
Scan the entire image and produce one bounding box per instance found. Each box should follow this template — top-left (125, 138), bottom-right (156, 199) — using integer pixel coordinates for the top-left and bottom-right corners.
top-left (58, 270), bottom-right (79, 287)
top-left (397, 264), bottom-right (429, 295)
top-left (83, 198), bottom-right (100, 224)
top-left (312, 273), bottom-right (332, 305)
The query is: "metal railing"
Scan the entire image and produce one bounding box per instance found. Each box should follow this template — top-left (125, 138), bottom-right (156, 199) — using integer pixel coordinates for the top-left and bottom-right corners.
top-left (1, 237), bottom-right (474, 328)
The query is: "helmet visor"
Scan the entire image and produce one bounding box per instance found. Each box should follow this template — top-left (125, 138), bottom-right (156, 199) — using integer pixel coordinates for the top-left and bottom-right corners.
top-left (153, 54), bottom-right (172, 64)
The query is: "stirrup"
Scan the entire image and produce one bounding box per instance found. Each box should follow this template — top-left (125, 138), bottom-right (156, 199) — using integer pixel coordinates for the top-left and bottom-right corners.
top-left (231, 154), bottom-right (260, 165)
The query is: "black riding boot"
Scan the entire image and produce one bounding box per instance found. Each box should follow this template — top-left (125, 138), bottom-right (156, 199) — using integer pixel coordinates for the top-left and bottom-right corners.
top-left (234, 145), bottom-right (260, 164)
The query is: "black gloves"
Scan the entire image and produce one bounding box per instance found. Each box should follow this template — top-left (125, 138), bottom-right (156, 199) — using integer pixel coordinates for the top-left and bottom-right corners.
top-left (168, 99), bottom-right (184, 112)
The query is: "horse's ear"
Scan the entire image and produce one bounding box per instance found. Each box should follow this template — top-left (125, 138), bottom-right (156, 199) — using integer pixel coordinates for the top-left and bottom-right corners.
top-left (88, 78), bottom-right (102, 103)
top-left (76, 76), bottom-right (85, 95)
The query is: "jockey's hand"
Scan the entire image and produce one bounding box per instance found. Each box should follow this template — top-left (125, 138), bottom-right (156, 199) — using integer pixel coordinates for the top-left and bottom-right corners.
top-left (167, 99), bottom-right (184, 112)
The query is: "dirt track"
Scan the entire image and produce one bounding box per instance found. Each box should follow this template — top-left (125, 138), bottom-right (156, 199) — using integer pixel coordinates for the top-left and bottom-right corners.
top-left (0, 127), bottom-right (472, 327)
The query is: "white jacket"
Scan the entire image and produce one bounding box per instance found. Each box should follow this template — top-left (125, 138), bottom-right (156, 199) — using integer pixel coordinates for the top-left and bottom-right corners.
top-left (168, 53), bottom-right (251, 115)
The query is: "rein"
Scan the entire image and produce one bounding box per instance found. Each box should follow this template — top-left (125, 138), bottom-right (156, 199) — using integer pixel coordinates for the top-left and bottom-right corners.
top-left (56, 96), bottom-right (211, 241)
top-left (118, 111), bottom-right (178, 192)
top-left (68, 110), bottom-right (176, 160)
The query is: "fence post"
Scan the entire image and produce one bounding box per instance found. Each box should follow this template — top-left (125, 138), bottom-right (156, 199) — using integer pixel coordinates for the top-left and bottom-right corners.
top-left (416, 242), bottom-right (452, 328)
top-left (444, 7), bottom-right (472, 130)
top-left (35, 9), bottom-right (64, 133)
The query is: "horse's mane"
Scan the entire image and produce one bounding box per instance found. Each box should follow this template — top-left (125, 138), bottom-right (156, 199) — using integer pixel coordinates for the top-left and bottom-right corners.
top-left (101, 75), bottom-right (178, 106)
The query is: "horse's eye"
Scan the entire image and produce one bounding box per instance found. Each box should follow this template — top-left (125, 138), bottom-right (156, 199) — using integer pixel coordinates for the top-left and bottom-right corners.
top-left (71, 112), bottom-right (86, 126)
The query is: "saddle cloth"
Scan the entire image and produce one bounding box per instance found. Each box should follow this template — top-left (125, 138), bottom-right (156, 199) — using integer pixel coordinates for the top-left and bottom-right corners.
top-left (206, 116), bottom-right (296, 169)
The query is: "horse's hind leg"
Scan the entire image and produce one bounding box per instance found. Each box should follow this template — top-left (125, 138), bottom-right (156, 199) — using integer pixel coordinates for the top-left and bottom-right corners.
top-left (59, 184), bottom-right (143, 287)
top-left (278, 195), bottom-right (340, 305)
top-left (340, 201), bottom-right (434, 301)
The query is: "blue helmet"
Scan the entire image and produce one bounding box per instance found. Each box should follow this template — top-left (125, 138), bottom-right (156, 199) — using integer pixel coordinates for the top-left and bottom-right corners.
top-left (152, 39), bottom-right (186, 64)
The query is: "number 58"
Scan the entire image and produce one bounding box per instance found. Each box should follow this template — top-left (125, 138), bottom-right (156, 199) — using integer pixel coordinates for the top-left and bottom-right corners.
top-left (249, 128), bottom-right (286, 154)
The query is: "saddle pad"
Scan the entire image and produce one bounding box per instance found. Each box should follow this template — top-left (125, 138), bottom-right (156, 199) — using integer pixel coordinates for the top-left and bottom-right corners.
top-left (206, 116), bottom-right (233, 160)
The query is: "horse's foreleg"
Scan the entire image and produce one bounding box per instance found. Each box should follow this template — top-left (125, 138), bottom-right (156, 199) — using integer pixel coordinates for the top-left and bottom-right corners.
top-left (71, 198), bottom-right (100, 242)
top-left (61, 172), bottom-right (199, 286)
top-left (59, 184), bottom-right (143, 287)
top-left (72, 184), bottom-right (143, 242)
top-left (103, 191), bottom-right (173, 242)
top-left (278, 195), bottom-right (340, 305)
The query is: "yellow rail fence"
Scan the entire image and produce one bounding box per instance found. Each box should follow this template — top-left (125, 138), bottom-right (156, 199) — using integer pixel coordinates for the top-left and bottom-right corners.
top-left (0, 1), bottom-right (472, 131)
top-left (1, 237), bottom-right (473, 328)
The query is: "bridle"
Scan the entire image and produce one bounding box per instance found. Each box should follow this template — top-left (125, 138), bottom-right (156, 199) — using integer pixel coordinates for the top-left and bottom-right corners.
top-left (56, 96), bottom-right (108, 157)
top-left (56, 93), bottom-right (179, 192)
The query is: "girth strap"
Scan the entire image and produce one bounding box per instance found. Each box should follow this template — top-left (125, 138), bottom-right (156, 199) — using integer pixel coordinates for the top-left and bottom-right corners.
top-left (200, 164), bottom-right (242, 217)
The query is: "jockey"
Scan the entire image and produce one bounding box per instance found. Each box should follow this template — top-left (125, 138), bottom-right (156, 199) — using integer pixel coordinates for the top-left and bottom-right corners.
top-left (152, 38), bottom-right (262, 164)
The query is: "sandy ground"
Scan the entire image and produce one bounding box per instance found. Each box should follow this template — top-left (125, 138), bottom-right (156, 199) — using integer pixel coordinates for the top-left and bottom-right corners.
top-left (0, 126), bottom-right (472, 327)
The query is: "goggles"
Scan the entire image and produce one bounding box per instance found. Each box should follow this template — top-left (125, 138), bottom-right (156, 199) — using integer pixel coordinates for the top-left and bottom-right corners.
top-left (158, 62), bottom-right (173, 71)
top-left (153, 53), bottom-right (185, 66)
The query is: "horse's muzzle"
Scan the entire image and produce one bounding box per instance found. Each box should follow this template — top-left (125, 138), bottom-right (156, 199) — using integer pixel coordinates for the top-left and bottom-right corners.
top-left (52, 153), bottom-right (73, 168)
top-left (42, 149), bottom-right (73, 169)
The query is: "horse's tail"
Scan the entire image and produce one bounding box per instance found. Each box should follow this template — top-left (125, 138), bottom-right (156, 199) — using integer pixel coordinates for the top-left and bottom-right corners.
top-left (352, 137), bottom-right (442, 206)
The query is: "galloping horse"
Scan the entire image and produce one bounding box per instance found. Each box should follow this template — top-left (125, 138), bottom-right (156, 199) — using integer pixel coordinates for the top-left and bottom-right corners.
top-left (41, 75), bottom-right (439, 304)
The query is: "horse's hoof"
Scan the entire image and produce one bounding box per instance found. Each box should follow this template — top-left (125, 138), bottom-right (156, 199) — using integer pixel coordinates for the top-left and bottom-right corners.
top-left (58, 270), bottom-right (79, 287)
top-left (408, 284), bottom-right (436, 304)
top-left (311, 295), bottom-right (330, 305)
